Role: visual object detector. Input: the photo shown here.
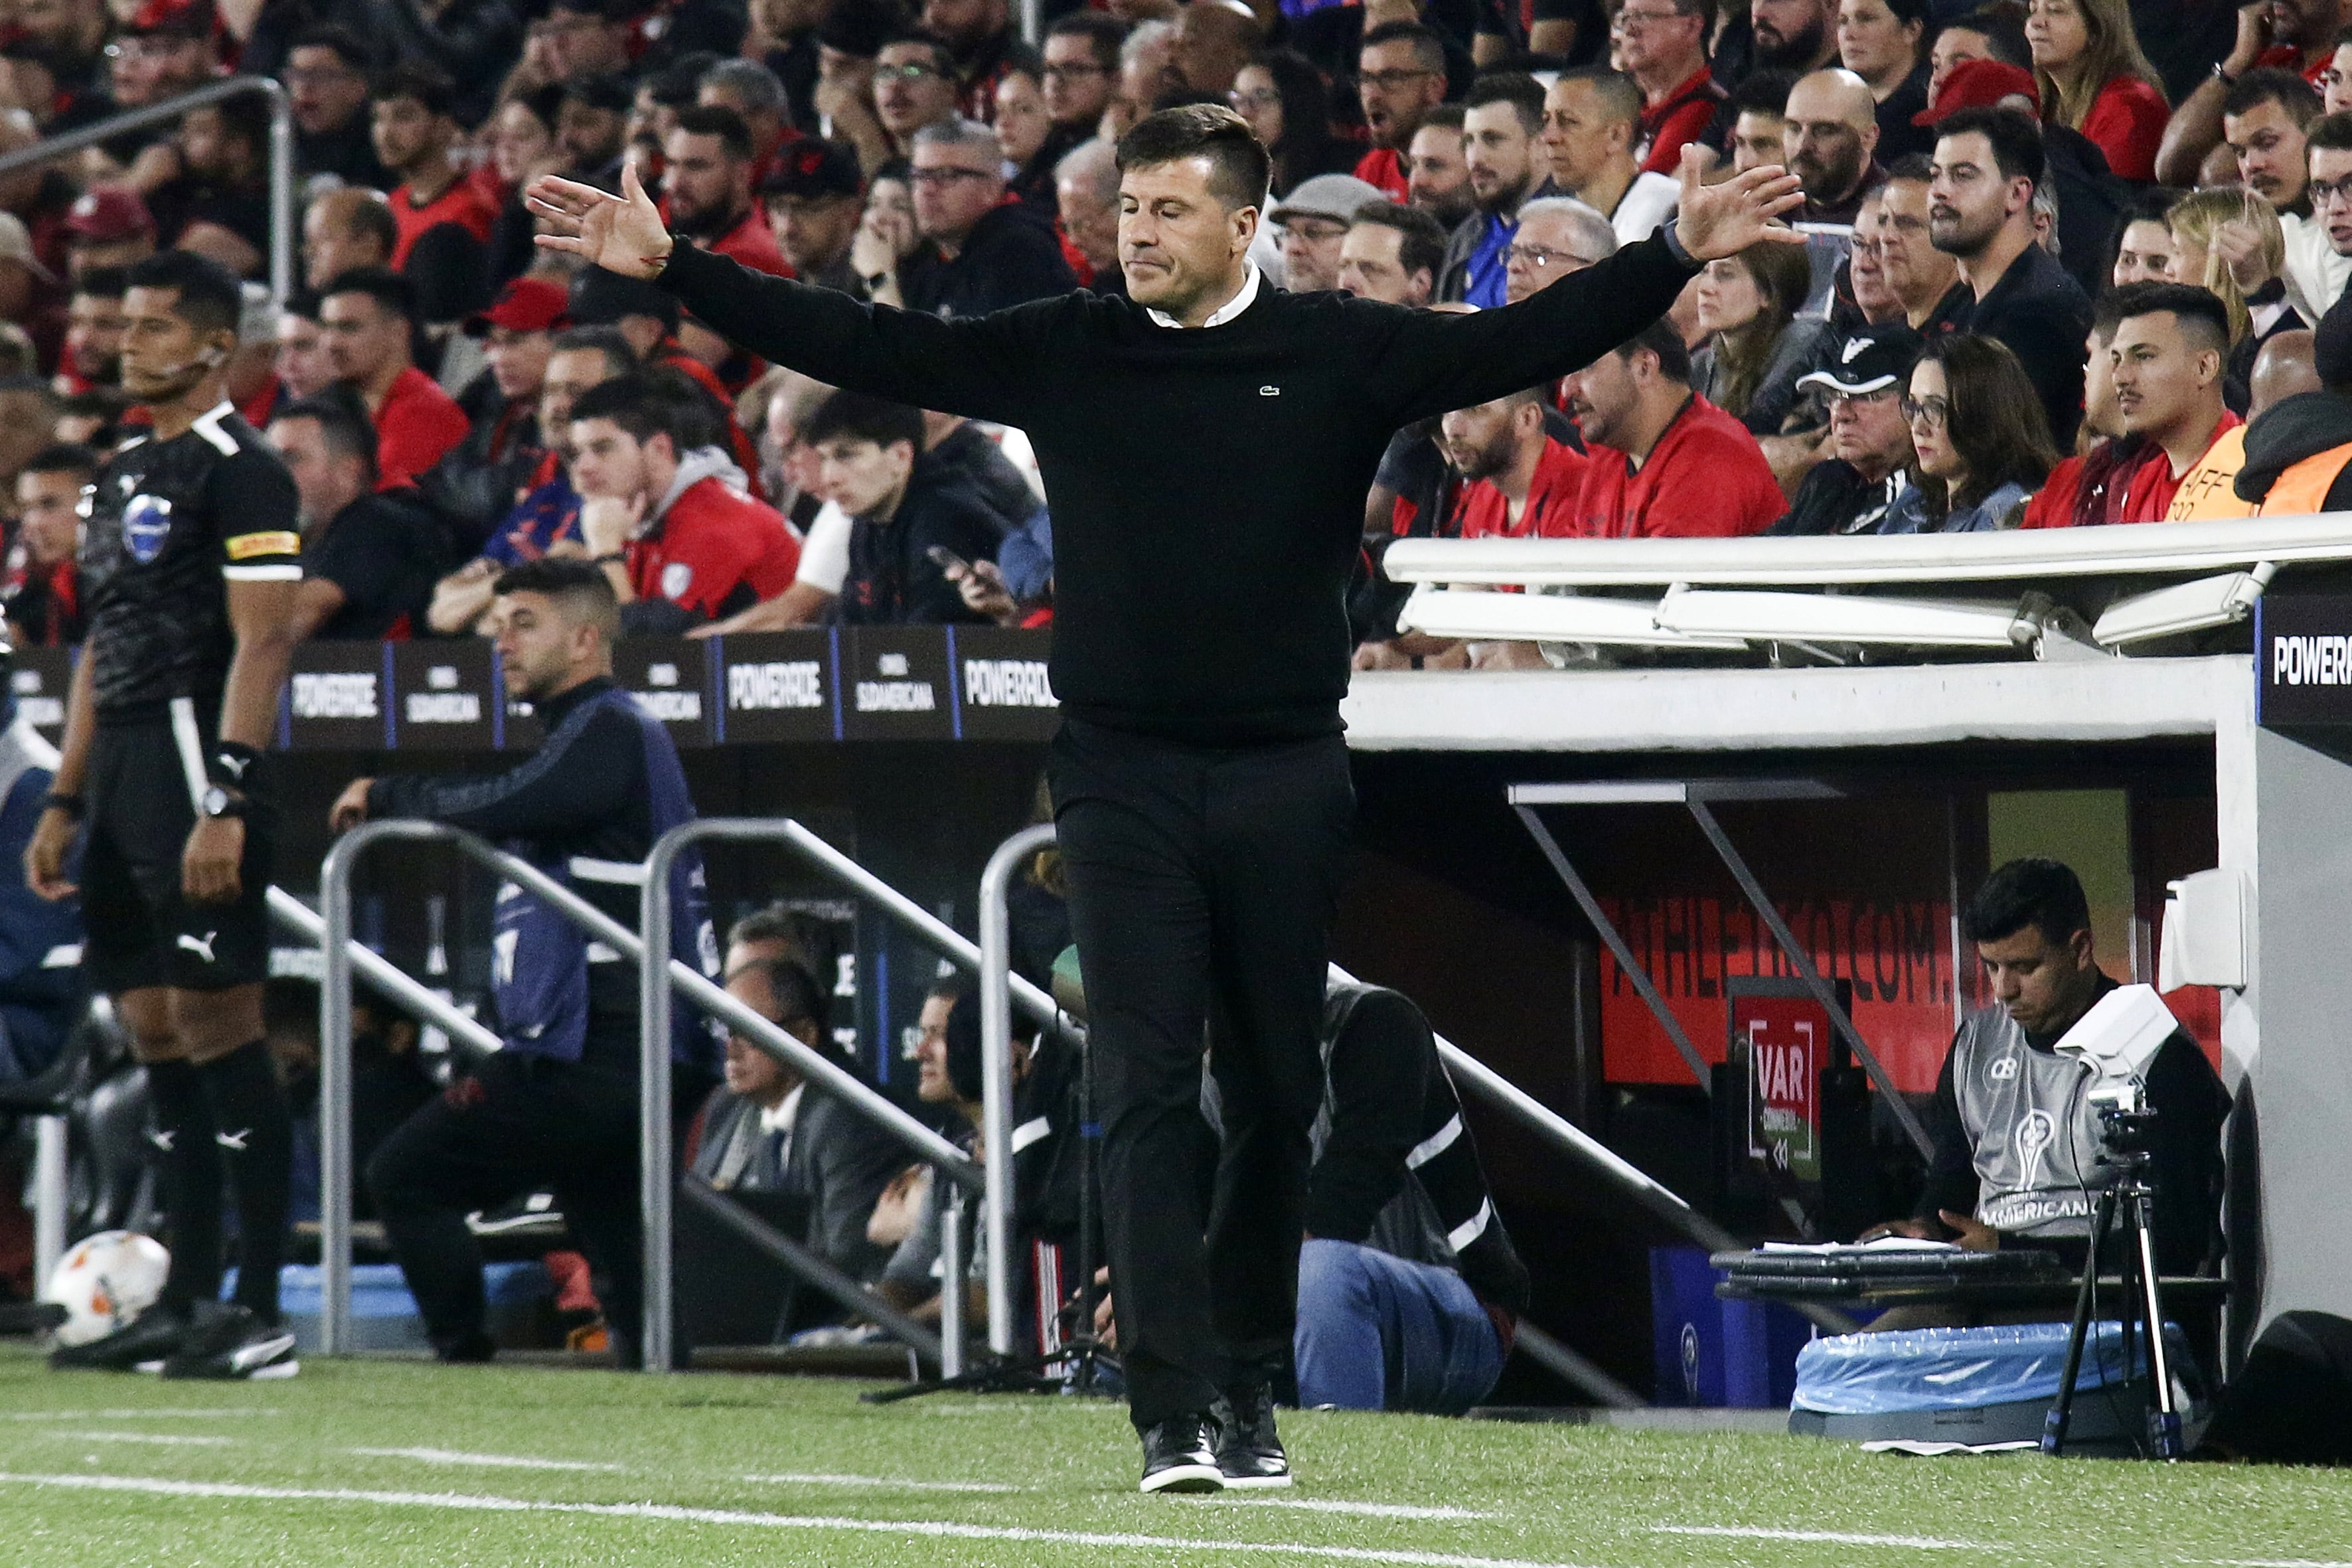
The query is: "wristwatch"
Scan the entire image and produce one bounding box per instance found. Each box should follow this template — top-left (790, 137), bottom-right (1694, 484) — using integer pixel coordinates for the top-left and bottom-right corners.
top-left (2213, 62), bottom-right (2240, 86)
top-left (199, 785), bottom-right (248, 821)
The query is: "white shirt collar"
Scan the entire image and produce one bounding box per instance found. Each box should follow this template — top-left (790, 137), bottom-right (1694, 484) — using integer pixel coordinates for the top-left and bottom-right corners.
top-left (1146, 262), bottom-right (1261, 331)
top-left (758, 1081), bottom-right (806, 1137)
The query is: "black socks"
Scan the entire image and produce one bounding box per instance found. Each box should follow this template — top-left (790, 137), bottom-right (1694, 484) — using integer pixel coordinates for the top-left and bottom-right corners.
top-left (144, 1056), bottom-right (221, 1317)
top-left (200, 1040), bottom-right (293, 1324)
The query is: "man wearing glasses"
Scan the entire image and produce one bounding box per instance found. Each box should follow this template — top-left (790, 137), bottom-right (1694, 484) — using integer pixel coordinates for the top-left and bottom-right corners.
top-left (881, 117), bottom-right (1075, 315)
top-left (1774, 321), bottom-right (1921, 534)
top-left (1267, 174), bottom-right (1385, 293)
top-left (1353, 22), bottom-right (1450, 201)
top-left (1043, 13), bottom-right (1128, 136)
top-left (1500, 197), bottom-right (1618, 305)
top-left (874, 33), bottom-right (964, 160)
top-left (1615, 0), bottom-right (1723, 177)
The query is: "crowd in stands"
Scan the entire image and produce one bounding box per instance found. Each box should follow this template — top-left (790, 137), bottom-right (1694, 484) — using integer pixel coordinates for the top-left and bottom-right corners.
top-left (1, 0), bottom-right (2351, 666)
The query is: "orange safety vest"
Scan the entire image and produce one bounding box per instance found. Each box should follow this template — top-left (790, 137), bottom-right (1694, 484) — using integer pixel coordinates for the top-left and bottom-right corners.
top-left (2166, 426), bottom-right (2255, 520)
top-left (2256, 439), bottom-right (2352, 514)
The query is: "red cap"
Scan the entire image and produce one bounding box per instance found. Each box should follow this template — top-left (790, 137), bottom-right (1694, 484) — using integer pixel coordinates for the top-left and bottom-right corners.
top-left (465, 276), bottom-right (572, 338)
top-left (1913, 60), bottom-right (2040, 127)
top-left (64, 187), bottom-right (155, 242)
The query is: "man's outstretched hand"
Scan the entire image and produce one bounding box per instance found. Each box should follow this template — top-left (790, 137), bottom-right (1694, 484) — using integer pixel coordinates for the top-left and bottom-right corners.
top-left (1674, 146), bottom-right (1807, 262)
top-left (527, 159), bottom-right (673, 279)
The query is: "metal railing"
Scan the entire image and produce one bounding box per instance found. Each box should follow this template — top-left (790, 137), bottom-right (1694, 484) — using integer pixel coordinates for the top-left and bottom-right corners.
top-left (321, 818), bottom-right (980, 1361)
top-left (639, 817), bottom-right (1081, 1372)
top-left (977, 823), bottom-right (1058, 1358)
top-left (0, 76), bottom-right (295, 310)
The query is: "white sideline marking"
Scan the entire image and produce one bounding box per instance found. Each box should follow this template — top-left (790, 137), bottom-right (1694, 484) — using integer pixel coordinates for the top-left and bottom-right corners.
top-left (348, 1447), bottom-right (624, 1473)
top-left (743, 1472), bottom-right (1020, 1494)
top-left (3, 1408), bottom-right (278, 1421)
top-left (2210, 1560), bottom-right (2352, 1566)
top-left (1654, 1526), bottom-right (1988, 1549)
top-left (1222, 1499), bottom-right (1492, 1522)
top-left (0, 1471), bottom-right (1609, 1568)
top-left (42, 1431), bottom-right (237, 1447)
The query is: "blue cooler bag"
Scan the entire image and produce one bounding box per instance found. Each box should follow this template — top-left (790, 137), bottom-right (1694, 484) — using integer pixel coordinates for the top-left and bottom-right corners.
top-left (1789, 1322), bottom-right (2202, 1452)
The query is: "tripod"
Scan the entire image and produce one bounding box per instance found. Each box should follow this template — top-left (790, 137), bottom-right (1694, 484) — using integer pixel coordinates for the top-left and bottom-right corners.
top-left (864, 1018), bottom-right (1120, 1405)
top-left (2043, 1106), bottom-right (2181, 1459)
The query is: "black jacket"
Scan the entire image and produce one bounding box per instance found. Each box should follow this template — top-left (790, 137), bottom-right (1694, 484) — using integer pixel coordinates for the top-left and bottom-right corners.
top-left (2235, 389), bottom-right (2352, 507)
top-left (835, 455), bottom-right (1017, 625)
top-left (1769, 460), bottom-right (1910, 536)
top-left (693, 1083), bottom-right (905, 1281)
top-left (901, 200), bottom-right (1079, 319)
top-left (1963, 243), bottom-right (2095, 447)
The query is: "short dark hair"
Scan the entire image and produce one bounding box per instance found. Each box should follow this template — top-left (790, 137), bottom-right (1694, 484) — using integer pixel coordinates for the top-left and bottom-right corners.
top-left (22, 441), bottom-right (98, 479)
top-left (1350, 200), bottom-right (1447, 284)
top-left (1419, 102), bottom-right (1465, 135)
top-left (2223, 66), bottom-right (2322, 128)
top-left (1557, 66), bottom-right (1642, 129)
top-left (1962, 858), bottom-right (2091, 948)
top-left (2110, 279), bottom-right (2233, 354)
top-left (1359, 19), bottom-right (1445, 71)
top-left (1934, 105), bottom-right (2044, 189)
top-left (671, 102), bottom-right (753, 160)
top-left (1046, 9), bottom-right (1128, 70)
top-left (1884, 151), bottom-right (1932, 183)
top-left (273, 384), bottom-right (379, 484)
top-left (550, 323), bottom-right (637, 378)
top-left (567, 373), bottom-right (668, 443)
top-left (323, 191), bottom-right (400, 256)
top-left (124, 251), bottom-right (244, 336)
top-left (72, 264), bottom-right (127, 301)
top-left (490, 556), bottom-right (621, 637)
top-left (734, 956), bottom-right (826, 1028)
top-left (281, 287), bottom-right (323, 324)
top-left (1116, 102), bottom-right (1271, 212)
top-left (320, 264), bottom-right (414, 323)
top-left (288, 22), bottom-right (371, 72)
top-left (651, 49), bottom-right (723, 110)
top-left (198, 91), bottom-right (272, 157)
top-left (1949, 7), bottom-right (2031, 69)
top-left (1614, 317), bottom-right (1691, 381)
top-left (726, 904), bottom-right (815, 965)
top-left (803, 386), bottom-right (923, 451)
top-left (2308, 109), bottom-right (2352, 153)
top-left (1728, 67), bottom-right (1798, 118)
top-left (376, 61), bottom-right (457, 119)
top-left (1464, 71), bottom-right (1545, 137)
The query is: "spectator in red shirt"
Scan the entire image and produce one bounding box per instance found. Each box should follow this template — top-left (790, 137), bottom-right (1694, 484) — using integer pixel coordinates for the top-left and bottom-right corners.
top-left (301, 186), bottom-right (396, 295)
top-left (54, 264), bottom-right (125, 394)
top-left (1562, 319), bottom-right (1788, 536)
top-left (320, 266), bottom-right (471, 491)
top-left (2027, 0), bottom-right (2167, 182)
top-left (1354, 23), bottom-right (1450, 200)
top-left (1442, 386), bottom-right (1589, 539)
top-left (665, 104), bottom-right (792, 279)
top-left (2098, 281), bottom-right (2244, 520)
top-left (375, 64), bottom-right (499, 324)
top-left (1617, 0), bottom-right (1725, 175)
top-left (568, 372), bottom-right (801, 628)
top-left (3, 441), bottom-right (92, 647)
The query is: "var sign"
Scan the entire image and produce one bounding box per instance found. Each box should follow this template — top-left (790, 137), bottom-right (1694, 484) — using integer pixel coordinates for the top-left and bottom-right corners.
top-left (1732, 985), bottom-right (1830, 1184)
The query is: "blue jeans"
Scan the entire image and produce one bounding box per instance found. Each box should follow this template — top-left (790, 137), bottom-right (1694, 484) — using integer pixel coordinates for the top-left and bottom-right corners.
top-left (1293, 1239), bottom-right (1505, 1415)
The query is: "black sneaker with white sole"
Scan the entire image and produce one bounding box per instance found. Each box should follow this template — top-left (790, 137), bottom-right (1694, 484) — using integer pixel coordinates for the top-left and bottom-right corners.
top-left (1212, 1382), bottom-right (1293, 1488)
top-left (158, 1302), bottom-right (299, 1380)
top-left (1138, 1413), bottom-right (1225, 1494)
top-left (48, 1305), bottom-right (190, 1372)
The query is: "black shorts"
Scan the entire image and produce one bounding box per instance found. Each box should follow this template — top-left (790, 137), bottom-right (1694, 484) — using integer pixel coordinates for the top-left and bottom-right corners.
top-left (81, 703), bottom-right (274, 995)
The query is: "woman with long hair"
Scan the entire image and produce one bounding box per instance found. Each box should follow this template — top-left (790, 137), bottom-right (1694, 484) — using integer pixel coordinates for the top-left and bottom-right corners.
top-left (1229, 49), bottom-right (1356, 198)
top-left (1893, 334), bottom-right (2061, 530)
top-left (2166, 186), bottom-right (2298, 410)
top-left (1691, 240), bottom-right (1828, 435)
top-left (2025, 0), bottom-right (2168, 182)
top-left (1837, 0), bottom-right (1934, 163)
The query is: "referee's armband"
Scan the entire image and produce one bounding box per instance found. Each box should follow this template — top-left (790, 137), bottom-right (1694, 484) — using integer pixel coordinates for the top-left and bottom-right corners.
top-left (221, 528), bottom-right (302, 582)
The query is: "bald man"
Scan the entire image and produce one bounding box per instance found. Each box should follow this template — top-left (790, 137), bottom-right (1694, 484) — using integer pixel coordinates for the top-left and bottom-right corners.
top-left (1171, 0), bottom-right (1259, 97)
top-left (1784, 69), bottom-right (1883, 224)
top-left (2250, 329), bottom-right (2320, 420)
top-left (303, 187), bottom-right (396, 293)
top-left (1541, 68), bottom-right (1680, 248)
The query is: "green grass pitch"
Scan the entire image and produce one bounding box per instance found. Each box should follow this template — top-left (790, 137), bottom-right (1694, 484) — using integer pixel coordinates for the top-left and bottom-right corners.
top-left (2, 1344), bottom-right (2349, 1566)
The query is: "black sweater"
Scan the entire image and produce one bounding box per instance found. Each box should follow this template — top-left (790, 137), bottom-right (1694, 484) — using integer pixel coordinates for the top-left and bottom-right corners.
top-left (657, 234), bottom-right (1700, 742)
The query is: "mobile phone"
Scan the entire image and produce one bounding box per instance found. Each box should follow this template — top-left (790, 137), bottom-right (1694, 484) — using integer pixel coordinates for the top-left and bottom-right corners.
top-left (925, 545), bottom-right (970, 575)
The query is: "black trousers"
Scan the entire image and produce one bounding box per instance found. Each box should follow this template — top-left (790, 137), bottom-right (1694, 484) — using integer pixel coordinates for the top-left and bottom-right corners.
top-left (1048, 718), bottom-right (1354, 1429)
top-left (365, 1048), bottom-right (710, 1367)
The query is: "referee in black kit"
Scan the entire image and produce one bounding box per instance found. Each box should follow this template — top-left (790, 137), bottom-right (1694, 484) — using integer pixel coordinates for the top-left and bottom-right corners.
top-left (531, 107), bottom-right (1802, 1490)
top-left (30, 252), bottom-right (305, 1379)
